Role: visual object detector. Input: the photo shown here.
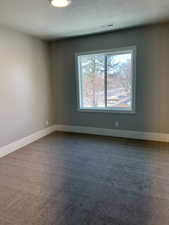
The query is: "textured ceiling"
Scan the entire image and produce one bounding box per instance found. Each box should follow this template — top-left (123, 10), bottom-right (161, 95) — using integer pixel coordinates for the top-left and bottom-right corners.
top-left (0, 0), bottom-right (169, 40)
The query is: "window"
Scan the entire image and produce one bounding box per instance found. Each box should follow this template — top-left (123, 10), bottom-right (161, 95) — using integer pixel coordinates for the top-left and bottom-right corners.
top-left (76, 47), bottom-right (136, 113)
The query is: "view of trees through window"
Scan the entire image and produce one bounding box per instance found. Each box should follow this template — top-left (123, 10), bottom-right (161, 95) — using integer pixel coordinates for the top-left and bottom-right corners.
top-left (78, 50), bottom-right (133, 111)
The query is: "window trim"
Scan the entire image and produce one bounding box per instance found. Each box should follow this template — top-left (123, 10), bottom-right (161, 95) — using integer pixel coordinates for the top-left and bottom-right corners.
top-left (75, 46), bottom-right (136, 114)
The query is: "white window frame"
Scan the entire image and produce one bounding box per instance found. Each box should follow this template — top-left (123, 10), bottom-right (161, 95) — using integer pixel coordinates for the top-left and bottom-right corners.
top-left (75, 46), bottom-right (136, 114)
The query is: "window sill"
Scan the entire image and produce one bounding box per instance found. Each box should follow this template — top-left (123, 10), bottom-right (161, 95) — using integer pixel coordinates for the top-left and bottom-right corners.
top-left (78, 108), bottom-right (136, 114)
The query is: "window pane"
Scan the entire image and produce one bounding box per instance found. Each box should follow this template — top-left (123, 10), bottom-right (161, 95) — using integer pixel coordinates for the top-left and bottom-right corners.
top-left (107, 53), bottom-right (132, 109)
top-left (79, 54), bottom-right (105, 108)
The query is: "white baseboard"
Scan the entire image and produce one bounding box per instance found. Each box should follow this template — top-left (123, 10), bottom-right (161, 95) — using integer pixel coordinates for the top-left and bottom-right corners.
top-left (0, 125), bottom-right (56, 158)
top-left (1, 124), bottom-right (169, 158)
top-left (55, 124), bottom-right (169, 143)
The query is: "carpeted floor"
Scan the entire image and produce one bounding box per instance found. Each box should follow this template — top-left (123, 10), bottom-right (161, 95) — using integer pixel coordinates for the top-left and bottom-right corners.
top-left (0, 132), bottom-right (169, 225)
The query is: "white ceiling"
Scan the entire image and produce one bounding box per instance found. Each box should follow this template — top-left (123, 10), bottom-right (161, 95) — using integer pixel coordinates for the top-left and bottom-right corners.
top-left (0, 0), bottom-right (169, 40)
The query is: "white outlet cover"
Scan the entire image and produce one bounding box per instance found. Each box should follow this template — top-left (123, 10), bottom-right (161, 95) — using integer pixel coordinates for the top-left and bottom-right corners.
top-left (115, 121), bottom-right (119, 127)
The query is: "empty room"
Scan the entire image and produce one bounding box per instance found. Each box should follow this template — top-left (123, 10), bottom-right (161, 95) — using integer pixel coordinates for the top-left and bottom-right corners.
top-left (0, 0), bottom-right (169, 224)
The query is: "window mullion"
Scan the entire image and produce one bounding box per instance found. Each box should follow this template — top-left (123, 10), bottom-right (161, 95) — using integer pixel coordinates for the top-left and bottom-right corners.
top-left (104, 55), bottom-right (108, 108)
top-left (79, 58), bottom-right (84, 108)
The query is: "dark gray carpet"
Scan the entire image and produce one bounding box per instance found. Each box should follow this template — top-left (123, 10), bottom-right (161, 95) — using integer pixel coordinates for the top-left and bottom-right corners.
top-left (0, 132), bottom-right (169, 225)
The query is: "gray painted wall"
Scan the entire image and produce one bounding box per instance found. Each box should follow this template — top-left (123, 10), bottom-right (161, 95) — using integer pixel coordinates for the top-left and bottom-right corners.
top-left (0, 26), bottom-right (55, 147)
top-left (50, 23), bottom-right (169, 133)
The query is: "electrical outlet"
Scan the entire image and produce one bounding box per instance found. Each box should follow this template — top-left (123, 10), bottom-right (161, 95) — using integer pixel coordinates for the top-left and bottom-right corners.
top-left (115, 121), bottom-right (119, 127)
